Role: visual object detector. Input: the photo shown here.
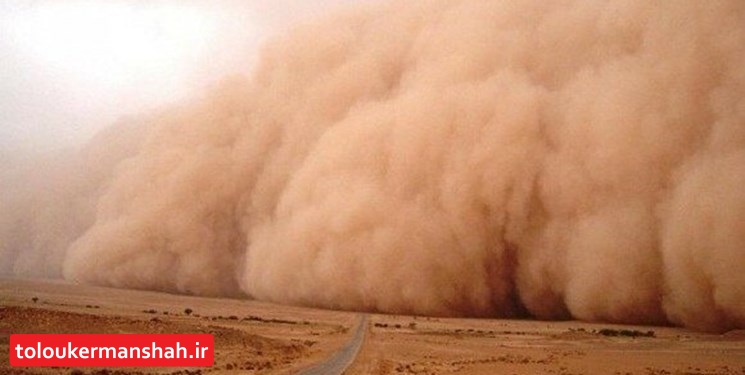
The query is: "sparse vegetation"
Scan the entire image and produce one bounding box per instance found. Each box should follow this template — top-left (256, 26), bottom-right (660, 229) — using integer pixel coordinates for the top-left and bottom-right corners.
top-left (184, 308), bottom-right (193, 315)
top-left (31, 297), bottom-right (38, 303)
top-left (241, 315), bottom-right (298, 325)
top-left (569, 327), bottom-right (655, 338)
top-left (596, 328), bottom-right (655, 338)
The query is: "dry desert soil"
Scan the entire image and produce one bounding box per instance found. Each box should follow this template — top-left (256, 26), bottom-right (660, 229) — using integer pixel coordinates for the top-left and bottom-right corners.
top-left (1, 278), bottom-right (744, 374)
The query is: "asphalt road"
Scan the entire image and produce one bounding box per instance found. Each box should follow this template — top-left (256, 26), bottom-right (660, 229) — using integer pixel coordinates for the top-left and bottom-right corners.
top-left (297, 314), bottom-right (368, 375)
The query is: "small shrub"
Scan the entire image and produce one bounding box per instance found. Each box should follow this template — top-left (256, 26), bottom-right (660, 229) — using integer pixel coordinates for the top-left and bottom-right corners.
top-left (184, 308), bottom-right (193, 315)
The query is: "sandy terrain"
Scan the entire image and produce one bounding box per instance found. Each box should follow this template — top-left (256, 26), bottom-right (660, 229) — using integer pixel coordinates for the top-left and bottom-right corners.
top-left (1, 278), bottom-right (356, 374)
top-left (350, 316), bottom-right (745, 375)
top-left (2, 278), bottom-right (744, 374)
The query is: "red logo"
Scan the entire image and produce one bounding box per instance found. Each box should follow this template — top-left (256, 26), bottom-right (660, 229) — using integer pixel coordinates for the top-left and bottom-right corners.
top-left (10, 334), bottom-right (214, 367)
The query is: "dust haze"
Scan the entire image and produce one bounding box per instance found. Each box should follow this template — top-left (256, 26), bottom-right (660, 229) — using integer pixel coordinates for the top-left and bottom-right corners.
top-left (1, 0), bottom-right (744, 332)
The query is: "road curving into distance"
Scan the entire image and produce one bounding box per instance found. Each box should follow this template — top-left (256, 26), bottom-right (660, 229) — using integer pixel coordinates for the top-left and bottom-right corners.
top-left (297, 314), bottom-right (368, 375)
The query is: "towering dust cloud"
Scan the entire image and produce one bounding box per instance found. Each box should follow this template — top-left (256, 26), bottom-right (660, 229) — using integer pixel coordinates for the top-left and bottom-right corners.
top-left (2, 0), bottom-right (744, 332)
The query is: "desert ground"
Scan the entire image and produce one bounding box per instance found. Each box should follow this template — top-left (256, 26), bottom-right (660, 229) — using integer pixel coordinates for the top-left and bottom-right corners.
top-left (1, 278), bottom-right (744, 375)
